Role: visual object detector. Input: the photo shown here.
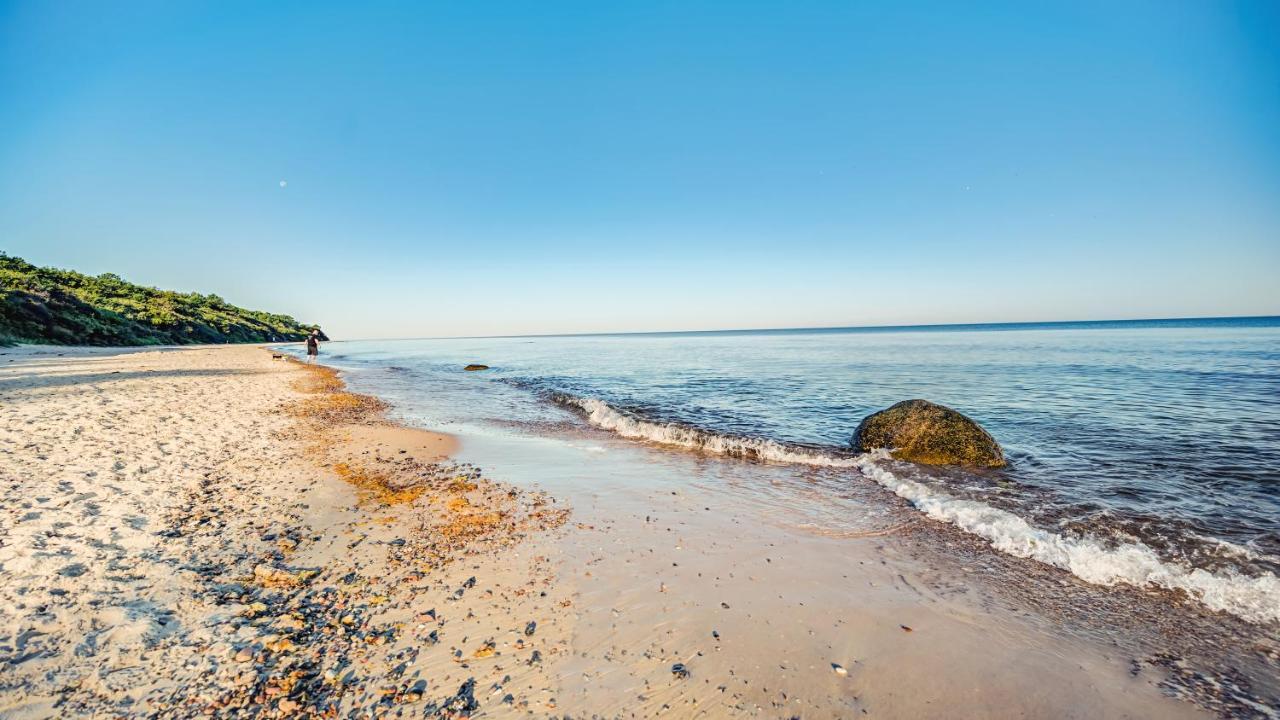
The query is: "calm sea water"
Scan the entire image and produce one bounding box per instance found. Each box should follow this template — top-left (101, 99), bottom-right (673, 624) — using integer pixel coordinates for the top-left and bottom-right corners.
top-left (291, 317), bottom-right (1280, 624)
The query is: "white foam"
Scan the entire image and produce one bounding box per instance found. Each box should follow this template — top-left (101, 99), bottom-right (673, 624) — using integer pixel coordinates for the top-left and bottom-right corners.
top-left (566, 396), bottom-right (865, 467)
top-left (857, 461), bottom-right (1280, 625)
top-left (564, 395), bottom-right (1280, 625)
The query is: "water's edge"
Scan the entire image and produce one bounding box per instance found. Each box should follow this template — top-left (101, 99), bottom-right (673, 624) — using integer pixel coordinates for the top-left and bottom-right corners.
top-left (545, 392), bottom-right (1280, 625)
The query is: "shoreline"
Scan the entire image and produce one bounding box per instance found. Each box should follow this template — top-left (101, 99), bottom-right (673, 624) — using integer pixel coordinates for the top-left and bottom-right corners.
top-left (1, 345), bottom-right (1269, 717)
top-left (328, 346), bottom-right (1277, 718)
top-left (0, 345), bottom-right (573, 717)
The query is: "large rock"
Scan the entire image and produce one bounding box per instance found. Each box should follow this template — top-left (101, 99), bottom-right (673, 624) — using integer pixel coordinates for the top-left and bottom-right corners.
top-left (852, 399), bottom-right (1005, 467)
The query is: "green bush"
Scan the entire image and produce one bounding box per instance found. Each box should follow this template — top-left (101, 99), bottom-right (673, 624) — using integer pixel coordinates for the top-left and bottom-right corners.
top-left (0, 252), bottom-right (326, 346)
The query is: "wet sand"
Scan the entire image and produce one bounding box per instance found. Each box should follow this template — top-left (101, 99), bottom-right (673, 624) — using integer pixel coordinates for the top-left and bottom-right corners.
top-left (450, 431), bottom-right (1233, 719)
top-left (0, 345), bottom-right (1236, 718)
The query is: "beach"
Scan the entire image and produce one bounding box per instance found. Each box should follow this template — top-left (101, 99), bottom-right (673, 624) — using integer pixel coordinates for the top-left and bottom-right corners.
top-left (0, 344), bottom-right (1270, 718)
top-left (0, 346), bottom-right (572, 717)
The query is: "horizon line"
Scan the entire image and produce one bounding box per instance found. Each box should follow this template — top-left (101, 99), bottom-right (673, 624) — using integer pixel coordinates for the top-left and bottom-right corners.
top-left (327, 313), bottom-right (1280, 344)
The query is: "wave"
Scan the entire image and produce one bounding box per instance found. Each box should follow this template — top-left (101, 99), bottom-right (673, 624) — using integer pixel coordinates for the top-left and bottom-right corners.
top-left (551, 394), bottom-right (865, 466)
top-left (554, 393), bottom-right (1280, 625)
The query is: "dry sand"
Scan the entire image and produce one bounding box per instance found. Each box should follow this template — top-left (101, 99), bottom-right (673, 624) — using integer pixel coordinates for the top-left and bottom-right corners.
top-left (0, 346), bottom-right (570, 718)
top-left (0, 345), bottom-right (1224, 718)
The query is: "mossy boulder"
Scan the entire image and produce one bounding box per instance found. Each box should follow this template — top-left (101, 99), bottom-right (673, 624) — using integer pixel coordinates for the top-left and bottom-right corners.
top-left (463, 364), bottom-right (490, 371)
top-left (852, 399), bottom-right (1005, 467)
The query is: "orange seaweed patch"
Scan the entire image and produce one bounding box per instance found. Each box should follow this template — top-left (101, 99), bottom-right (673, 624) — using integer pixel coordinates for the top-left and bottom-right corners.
top-left (445, 477), bottom-right (478, 493)
top-left (333, 461), bottom-right (425, 506)
top-left (438, 509), bottom-right (506, 541)
top-left (286, 362), bottom-right (386, 424)
top-left (288, 392), bottom-right (386, 424)
top-left (290, 363), bottom-right (345, 394)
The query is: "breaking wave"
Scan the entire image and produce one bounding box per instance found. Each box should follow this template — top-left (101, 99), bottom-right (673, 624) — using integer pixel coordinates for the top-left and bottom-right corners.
top-left (548, 393), bottom-right (864, 466)
top-left (554, 393), bottom-right (1280, 625)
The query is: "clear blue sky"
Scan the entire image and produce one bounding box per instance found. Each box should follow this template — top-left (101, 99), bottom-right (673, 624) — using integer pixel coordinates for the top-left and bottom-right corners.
top-left (2, 1), bottom-right (1277, 338)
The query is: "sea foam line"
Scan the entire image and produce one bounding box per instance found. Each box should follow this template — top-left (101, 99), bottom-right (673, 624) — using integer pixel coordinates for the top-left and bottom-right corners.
top-left (558, 394), bottom-right (1280, 625)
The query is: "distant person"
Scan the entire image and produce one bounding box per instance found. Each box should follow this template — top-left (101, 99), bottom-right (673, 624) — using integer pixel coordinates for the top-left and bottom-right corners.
top-left (305, 329), bottom-right (320, 363)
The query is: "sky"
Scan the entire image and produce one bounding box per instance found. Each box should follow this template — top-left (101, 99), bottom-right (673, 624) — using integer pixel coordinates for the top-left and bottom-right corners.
top-left (1, 1), bottom-right (1278, 339)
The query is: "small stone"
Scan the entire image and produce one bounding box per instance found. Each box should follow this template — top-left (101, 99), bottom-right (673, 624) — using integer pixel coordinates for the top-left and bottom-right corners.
top-left (275, 614), bottom-right (304, 631)
top-left (266, 637), bottom-right (296, 653)
top-left (253, 563), bottom-right (303, 588)
top-left (832, 663), bottom-right (847, 676)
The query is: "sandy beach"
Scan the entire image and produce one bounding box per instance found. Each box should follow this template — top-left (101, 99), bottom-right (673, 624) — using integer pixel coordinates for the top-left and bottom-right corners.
top-left (5, 2), bottom-right (1277, 715)
top-left (0, 346), bottom-right (572, 717)
top-left (0, 345), bottom-right (1257, 718)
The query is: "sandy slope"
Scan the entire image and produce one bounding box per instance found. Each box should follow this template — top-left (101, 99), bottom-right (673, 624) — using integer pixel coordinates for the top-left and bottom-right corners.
top-left (0, 346), bottom-right (570, 718)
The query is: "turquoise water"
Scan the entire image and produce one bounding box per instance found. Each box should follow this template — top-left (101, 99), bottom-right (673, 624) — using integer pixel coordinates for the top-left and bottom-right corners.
top-left (289, 316), bottom-right (1280, 623)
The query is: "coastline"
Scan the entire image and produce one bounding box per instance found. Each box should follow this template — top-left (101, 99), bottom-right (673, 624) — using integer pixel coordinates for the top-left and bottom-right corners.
top-left (0, 345), bottom-right (572, 717)
top-left (1, 344), bottom-right (1264, 717)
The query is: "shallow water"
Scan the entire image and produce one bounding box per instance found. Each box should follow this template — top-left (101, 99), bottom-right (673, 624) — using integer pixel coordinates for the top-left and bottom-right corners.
top-left (288, 317), bottom-right (1280, 624)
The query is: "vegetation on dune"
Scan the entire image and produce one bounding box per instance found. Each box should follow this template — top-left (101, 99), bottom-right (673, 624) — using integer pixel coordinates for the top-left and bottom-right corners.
top-left (0, 252), bottom-right (326, 346)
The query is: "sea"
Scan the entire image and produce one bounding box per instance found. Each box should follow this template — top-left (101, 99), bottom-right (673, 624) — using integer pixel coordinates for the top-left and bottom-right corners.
top-left (283, 316), bottom-right (1280, 626)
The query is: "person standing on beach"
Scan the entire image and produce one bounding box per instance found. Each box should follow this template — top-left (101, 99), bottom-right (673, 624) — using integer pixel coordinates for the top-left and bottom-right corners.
top-left (305, 329), bottom-right (320, 363)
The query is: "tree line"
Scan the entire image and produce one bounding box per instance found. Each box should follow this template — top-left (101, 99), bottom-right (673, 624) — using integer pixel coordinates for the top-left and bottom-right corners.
top-left (0, 252), bottom-right (326, 346)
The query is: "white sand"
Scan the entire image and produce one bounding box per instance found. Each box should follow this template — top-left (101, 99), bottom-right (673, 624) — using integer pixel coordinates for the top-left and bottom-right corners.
top-left (0, 346), bottom-right (571, 717)
top-left (1, 346), bottom-right (305, 714)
